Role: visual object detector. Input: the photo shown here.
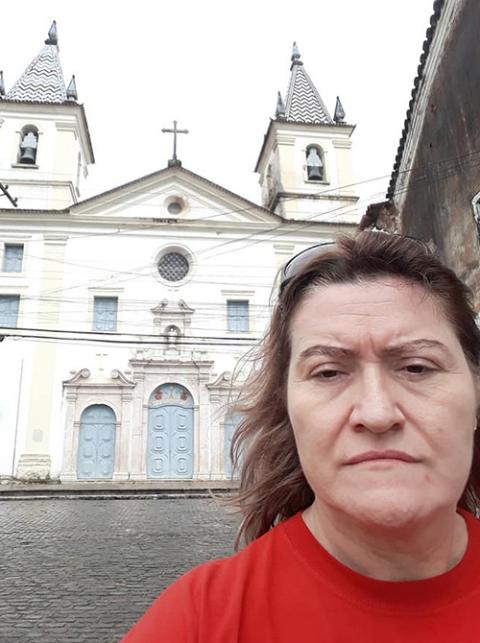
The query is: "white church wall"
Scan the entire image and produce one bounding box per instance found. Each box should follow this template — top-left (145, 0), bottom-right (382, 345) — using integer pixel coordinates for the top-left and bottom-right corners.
top-left (42, 212), bottom-right (329, 480)
top-left (0, 199), bottom-right (356, 481)
top-left (0, 340), bottom-right (32, 476)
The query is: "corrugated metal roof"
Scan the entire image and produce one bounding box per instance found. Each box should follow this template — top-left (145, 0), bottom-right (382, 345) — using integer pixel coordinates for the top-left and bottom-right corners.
top-left (4, 43), bottom-right (67, 104)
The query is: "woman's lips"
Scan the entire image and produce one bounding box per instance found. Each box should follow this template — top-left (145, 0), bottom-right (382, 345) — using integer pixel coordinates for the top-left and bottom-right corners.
top-left (346, 450), bottom-right (419, 465)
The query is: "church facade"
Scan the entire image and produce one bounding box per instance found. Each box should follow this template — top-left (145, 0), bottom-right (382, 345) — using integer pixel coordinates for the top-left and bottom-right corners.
top-left (0, 24), bottom-right (358, 482)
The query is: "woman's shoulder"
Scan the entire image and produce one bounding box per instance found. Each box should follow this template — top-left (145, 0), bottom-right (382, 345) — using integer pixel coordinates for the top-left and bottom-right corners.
top-left (159, 510), bottom-right (306, 607)
top-left (176, 512), bottom-right (299, 590)
top-left (121, 515), bottom-right (301, 641)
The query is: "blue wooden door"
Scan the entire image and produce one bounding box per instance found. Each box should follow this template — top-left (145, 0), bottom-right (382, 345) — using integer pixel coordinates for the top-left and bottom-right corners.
top-left (224, 412), bottom-right (243, 478)
top-left (78, 404), bottom-right (116, 479)
top-left (148, 384), bottom-right (193, 479)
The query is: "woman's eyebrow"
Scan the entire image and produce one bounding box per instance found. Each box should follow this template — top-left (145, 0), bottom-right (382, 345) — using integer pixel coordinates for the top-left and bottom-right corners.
top-left (382, 339), bottom-right (450, 357)
top-left (298, 345), bottom-right (354, 361)
top-left (298, 339), bottom-right (450, 362)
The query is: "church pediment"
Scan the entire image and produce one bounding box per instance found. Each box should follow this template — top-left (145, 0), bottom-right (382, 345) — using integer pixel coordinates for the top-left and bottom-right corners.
top-left (70, 165), bottom-right (281, 226)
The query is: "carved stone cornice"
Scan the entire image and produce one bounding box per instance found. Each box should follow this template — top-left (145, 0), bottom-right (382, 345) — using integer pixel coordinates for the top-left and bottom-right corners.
top-left (63, 368), bottom-right (136, 389)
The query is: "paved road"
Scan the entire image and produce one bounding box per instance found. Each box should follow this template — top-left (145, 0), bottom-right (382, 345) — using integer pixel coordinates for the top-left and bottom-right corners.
top-left (0, 497), bottom-right (239, 643)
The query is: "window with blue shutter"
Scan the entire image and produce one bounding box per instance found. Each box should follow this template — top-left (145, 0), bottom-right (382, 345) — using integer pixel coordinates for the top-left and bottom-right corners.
top-left (3, 244), bottom-right (24, 272)
top-left (0, 295), bottom-right (20, 327)
top-left (227, 300), bottom-right (249, 332)
top-left (93, 297), bottom-right (118, 331)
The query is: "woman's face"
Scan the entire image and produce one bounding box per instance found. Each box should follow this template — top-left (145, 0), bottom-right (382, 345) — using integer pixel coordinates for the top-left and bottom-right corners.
top-left (287, 277), bottom-right (479, 528)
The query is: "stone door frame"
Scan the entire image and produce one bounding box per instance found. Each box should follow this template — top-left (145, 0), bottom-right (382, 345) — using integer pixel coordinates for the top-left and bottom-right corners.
top-left (61, 368), bottom-right (135, 481)
top-left (129, 356), bottom-right (213, 480)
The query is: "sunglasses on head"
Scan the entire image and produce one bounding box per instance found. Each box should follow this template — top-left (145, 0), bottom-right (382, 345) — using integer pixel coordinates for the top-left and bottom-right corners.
top-left (280, 241), bottom-right (336, 293)
top-left (279, 234), bottom-right (431, 294)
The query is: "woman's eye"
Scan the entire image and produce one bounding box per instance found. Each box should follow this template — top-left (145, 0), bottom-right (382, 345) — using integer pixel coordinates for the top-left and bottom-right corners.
top-left (404, 363), bottom-right (432, 374)
top-left (314, 369), bottom-right (341, 379)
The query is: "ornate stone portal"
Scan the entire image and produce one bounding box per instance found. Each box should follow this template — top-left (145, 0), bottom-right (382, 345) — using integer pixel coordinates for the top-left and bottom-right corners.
top-left (60, 357), bottom-right (237, 480)
top-left (60, 368), bottom-right (135, 481)
top-left (128, 354), bottom-right (214, 480)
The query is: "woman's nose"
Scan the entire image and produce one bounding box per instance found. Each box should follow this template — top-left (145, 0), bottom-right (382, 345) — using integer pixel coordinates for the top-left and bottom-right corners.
top-left (348, 368), bottom-right (404, 433)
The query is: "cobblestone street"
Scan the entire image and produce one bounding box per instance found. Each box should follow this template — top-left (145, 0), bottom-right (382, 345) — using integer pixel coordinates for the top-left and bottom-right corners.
top-left (0, 497), bottom-right (239, 643)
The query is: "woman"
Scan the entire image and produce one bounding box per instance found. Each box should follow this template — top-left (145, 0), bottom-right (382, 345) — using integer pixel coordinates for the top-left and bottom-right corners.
top-left (123, 232), bottom-right (480, 642)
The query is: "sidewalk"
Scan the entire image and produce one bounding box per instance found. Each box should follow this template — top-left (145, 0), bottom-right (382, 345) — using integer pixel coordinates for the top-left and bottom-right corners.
top-left (0, 478), bottom-right (239, 500)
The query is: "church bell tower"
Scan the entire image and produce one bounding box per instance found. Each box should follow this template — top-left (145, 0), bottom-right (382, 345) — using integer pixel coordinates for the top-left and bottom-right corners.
top-left (255, 43), bottom-right (358, 223)
top-left (0, 21), bottom-right (94, 209)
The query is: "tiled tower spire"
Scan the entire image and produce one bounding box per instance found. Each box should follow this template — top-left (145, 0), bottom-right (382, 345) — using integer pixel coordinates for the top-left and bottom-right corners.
top-left (4, 21), bottom-right (72, 104)
top-left (281, 42), bottom-right (333, 124)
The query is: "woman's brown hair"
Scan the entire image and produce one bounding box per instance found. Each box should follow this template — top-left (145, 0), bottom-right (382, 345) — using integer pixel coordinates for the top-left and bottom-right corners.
top-left (231, 231), bottom-right (480, 546)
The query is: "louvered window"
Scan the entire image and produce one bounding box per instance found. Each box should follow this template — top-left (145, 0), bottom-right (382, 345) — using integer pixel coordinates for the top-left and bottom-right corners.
top-left (227, 300), bottom-right (249, 332)
top-left (93, 297), bottom-right (118, 332)
top-left (0, 295), bottom-right (20, 327)
top-left (3, 244), bottom-right (23, 272)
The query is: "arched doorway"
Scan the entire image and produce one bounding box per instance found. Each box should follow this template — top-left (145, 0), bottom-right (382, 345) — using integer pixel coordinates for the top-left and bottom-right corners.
top-left (147, 383), bottom-right (194, 479)
top-left (224, 411), bottom-right (243, 479)
top-left (77, 404), bottom-right (116, 479)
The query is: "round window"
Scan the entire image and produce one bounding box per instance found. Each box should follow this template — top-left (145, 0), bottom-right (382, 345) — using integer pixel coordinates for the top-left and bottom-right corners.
top-left (165, 195), bottom-right (186, 215)
top-left (158, 252), bottom-right (190, 282)
top-left (167, 201), bottom-right (183, 215)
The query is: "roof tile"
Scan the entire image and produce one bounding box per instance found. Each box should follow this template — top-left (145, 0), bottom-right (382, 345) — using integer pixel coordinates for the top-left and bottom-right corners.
top-left (284, 60), bottom-right (333, 125)
top-left (5, 44), bottom-right (67, 103)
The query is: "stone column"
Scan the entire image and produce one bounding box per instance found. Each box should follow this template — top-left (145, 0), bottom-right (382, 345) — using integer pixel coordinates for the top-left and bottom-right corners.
top-left (60, 391), bottom-right (77, 481)
top-left (208, 393), bottom-right (224, 480)
top-left (130, 370), bottom-right (146, 480)
top-left (16, 234), bottom-right (68, 480)
top-left (113, 392), bottom-right (132, 480)
top-left (197, 363), bottom-right (214, 480)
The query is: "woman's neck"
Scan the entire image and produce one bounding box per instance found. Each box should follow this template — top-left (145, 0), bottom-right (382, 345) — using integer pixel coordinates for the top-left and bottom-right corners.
top-left (303, 502), bottom-right (468, 582)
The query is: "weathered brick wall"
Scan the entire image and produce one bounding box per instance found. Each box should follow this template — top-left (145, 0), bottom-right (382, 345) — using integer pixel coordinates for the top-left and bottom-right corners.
top-left (399, 0), bottom-right (480, 308)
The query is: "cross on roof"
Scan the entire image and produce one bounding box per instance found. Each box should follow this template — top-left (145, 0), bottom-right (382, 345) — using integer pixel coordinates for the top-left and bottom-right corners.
top-left (161, 120), bottom-right (189, 167)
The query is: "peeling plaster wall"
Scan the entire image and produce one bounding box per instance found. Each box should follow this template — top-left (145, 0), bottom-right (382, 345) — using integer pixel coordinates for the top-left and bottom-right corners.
top-left (398, 0), bottom-right (480, 306)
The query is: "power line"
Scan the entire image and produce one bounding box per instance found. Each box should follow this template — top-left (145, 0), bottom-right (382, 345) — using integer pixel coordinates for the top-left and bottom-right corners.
top-left (14, 143), bottom-right (480, 273)
top-left (3, 146), bottom-right (480, 304)
top-left (6, 156), bottom-right (473, 332)
top-left (3, 144), bottom-right (480, 212)
top-left (15, 191), bottom-right (370, 298)
top-left (0, 324), bottom-right (259, 340)
top-left (0, 327), bottom-right (261, 346)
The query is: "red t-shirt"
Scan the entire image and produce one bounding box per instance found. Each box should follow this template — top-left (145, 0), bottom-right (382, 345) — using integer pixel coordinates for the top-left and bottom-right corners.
top-left (122, 510), bottom-right (480, 642)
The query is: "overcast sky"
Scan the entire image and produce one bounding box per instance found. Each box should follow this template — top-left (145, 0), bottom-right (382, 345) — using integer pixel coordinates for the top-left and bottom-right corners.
top-left (1, 0), bottom-right (434, 215)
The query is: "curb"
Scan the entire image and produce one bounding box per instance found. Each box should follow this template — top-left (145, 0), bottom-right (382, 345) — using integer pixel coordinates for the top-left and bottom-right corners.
top-left (0, 483), bottom-right (238, 501)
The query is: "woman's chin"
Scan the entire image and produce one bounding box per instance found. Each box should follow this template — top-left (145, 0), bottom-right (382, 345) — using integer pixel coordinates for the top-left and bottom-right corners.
top-left (332, 488), bottom-right (434, 531)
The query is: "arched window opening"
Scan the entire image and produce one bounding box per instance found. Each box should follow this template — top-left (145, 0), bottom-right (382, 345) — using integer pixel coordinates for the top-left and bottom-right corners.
top-left (18, 126), bottom-right (39, 165)
top-left (306, 145), bottom-right (324, 181)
